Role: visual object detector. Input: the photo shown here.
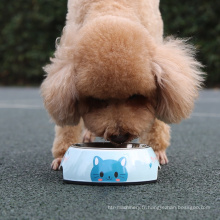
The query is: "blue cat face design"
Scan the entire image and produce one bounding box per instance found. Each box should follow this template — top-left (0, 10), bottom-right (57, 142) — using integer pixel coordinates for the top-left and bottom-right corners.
top-left (90, 156), bottom-right (128, 182)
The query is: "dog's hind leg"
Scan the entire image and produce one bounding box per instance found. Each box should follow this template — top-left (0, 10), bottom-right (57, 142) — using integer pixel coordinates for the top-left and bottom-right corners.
top-left (140, 119), bottom-right (170, 165)
top-left (51, 120), bottom-right (83, 170)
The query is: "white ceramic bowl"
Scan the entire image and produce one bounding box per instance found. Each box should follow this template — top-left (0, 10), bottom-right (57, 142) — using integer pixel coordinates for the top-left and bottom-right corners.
top-left (60, 142), bottom-right (160, 185)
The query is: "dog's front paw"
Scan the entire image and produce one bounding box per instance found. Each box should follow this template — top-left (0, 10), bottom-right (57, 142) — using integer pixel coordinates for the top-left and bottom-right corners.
top-left (51, 158), bottom-right (62, 170)
top-left (155, 150), bottom-right (169, 165)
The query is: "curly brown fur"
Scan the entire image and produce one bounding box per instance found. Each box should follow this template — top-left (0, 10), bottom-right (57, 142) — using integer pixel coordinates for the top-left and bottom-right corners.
top-left (41, 0), bottom-right (204, 169)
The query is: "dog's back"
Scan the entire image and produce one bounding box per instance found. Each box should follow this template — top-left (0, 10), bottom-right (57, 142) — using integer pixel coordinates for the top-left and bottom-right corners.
top-left (67, 0), bottom-right (163, 42)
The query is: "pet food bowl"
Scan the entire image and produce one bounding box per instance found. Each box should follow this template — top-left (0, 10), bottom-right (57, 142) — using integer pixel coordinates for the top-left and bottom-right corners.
top-left (60, 142), bottom-right (160, 185)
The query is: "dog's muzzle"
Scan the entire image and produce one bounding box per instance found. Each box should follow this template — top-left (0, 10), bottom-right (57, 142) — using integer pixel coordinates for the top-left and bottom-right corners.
top-left (109, 133), bottom-right (130, 144)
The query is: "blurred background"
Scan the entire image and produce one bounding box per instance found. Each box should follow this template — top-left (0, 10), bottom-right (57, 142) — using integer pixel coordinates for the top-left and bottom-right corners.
top-left (0, 0), bottom-right (219, 87)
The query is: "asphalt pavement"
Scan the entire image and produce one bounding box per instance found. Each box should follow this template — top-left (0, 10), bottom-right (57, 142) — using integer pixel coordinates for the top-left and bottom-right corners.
top-left (0, 87), bottom-right (219, 220)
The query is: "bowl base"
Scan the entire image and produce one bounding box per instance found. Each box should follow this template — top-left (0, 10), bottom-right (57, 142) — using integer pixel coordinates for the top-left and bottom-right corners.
top-left (63, 179), bottom-right (157, 185)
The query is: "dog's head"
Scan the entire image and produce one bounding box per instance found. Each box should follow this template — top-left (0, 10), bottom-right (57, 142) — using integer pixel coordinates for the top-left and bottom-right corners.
top-left (41, 17), bottom-right (203, 144)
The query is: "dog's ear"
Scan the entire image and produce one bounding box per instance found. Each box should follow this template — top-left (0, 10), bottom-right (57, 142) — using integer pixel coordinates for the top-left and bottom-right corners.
top-left (152, 38), bottom-right (204, 123)
top-left (41, 25), bottom-right (80, 126)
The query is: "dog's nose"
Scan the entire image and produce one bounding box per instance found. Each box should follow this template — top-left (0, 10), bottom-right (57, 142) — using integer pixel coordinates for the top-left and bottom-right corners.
top-left (109, 133), bottom-right (130, 144)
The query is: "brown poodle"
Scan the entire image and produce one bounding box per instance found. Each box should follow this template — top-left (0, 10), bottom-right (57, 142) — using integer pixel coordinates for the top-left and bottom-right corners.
top-left (41, 0), bottom-right (204, 170)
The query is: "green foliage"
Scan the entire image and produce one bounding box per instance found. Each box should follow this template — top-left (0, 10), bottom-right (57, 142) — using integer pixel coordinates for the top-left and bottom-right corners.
top-left (0, 0), bottom-right (219, 86)
top-left (160, 0), bottom-right (220, 87)
top-left (0, 0), bottom-right (66, 85)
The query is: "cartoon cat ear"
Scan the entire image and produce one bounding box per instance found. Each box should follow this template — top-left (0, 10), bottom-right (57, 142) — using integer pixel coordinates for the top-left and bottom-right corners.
top-left (93, 156), bottom-right (103, 166)
top-left (119, 157), bottom-right (126, 167)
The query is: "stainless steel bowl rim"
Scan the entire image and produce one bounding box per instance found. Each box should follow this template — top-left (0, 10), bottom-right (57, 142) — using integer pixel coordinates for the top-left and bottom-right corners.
top-left (70, 142), bottom-right (150, 150)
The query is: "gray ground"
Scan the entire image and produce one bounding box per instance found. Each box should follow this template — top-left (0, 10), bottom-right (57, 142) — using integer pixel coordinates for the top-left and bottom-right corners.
top-left (0, 87), bottom-right (219, 220)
